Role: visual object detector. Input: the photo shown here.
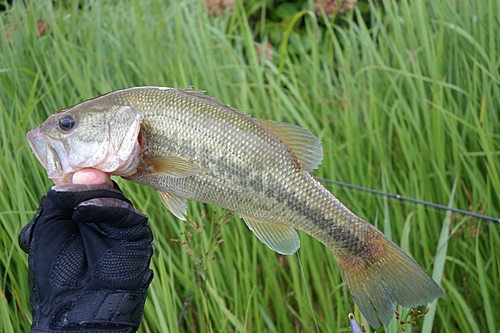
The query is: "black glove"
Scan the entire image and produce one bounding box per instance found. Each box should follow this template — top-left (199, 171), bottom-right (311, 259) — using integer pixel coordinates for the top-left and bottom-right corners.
top-left (19, 183), bottom-right (154, 333)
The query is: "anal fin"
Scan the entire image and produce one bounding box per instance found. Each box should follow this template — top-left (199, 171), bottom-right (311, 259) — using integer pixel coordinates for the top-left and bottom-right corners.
top-left (157, 190), bottom-right (188, 221)
top-left (239, 213), bottom-right (300, 255)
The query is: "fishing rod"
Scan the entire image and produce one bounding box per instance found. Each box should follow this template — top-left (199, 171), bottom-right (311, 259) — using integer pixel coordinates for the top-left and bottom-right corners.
top-left (317, 178), bottom-right (500, 224)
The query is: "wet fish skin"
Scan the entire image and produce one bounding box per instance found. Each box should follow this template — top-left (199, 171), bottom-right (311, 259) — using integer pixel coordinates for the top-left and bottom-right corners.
top-left (26, 87), bottom-right (444, 328)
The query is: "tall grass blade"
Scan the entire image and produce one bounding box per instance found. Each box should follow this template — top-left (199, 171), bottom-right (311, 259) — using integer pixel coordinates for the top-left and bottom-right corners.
top-left (421, 179), bottom-right (456, 332)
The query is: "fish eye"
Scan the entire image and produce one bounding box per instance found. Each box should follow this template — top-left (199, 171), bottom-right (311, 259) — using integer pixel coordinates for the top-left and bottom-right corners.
top-left (58, 115), bottom-right (76, 132)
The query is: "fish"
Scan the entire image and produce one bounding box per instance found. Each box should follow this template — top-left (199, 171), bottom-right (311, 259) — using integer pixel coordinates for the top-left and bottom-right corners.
top-left (26, 86), bottom-right (444, 328)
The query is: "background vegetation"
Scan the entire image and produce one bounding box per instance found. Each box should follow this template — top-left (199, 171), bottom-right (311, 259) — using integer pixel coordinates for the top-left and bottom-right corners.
top-left (1, 0), bottom-right (499, 332)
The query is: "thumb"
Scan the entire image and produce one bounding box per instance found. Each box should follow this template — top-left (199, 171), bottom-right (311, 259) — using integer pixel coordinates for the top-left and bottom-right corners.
top-left (72, 169), bottom-right (113, 186)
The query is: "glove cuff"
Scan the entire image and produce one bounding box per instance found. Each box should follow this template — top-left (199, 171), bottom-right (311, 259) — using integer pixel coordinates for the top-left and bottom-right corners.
top-left (31, 290), bottom-right (148, 332)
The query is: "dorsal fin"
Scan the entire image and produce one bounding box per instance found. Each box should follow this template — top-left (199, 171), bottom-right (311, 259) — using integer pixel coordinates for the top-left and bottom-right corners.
top-left (177, 87), bottom-right (248, 116)
top-left (178, 86), bottom-right (207, 97)
top-left (255, 119), bottom-right (323, 172)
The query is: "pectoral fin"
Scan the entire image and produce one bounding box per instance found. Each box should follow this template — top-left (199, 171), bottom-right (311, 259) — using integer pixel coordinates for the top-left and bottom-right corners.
top-left (156, 190), bottom-right (188, 220)
top-left (239, 213), bottom-right (300, 255)
top-left (145, 156), bottom-right (200, 178)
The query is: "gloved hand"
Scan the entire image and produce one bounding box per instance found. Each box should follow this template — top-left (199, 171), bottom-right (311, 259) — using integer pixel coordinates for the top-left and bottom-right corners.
top-left (19, 182), bottom-right (154, 333)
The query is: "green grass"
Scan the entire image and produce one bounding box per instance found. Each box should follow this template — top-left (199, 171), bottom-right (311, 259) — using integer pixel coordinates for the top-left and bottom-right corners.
top-left (1, 0), bottom-right (499, 331)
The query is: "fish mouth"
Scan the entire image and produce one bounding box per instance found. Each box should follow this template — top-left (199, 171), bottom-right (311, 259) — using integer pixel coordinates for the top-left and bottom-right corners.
top-left (26, 127), bottom-right (48, 168)
top-left (26, 125), bottom-right (142, 184)
top-left (26, 127), bottom-right (72, 183)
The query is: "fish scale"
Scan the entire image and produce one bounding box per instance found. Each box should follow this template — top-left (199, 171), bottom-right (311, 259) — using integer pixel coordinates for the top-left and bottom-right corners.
top-left (26, 86), bottom-right (444, 328)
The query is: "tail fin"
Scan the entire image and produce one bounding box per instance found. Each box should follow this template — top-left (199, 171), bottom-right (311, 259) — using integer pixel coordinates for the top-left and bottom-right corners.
top-left (333, 226), bottom-right (444, 328)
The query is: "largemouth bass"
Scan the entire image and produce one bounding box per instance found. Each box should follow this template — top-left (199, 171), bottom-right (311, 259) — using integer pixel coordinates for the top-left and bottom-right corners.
top-left (26, 87), bottom-right (444, 328)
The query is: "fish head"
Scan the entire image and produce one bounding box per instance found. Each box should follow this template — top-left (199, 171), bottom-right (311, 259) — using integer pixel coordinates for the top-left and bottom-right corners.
top-left (26, 101), bottom-right (143, 184)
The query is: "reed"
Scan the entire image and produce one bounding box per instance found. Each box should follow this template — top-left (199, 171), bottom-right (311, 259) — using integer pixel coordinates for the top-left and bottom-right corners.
top-left (1, 0), bottom-right (498, 331)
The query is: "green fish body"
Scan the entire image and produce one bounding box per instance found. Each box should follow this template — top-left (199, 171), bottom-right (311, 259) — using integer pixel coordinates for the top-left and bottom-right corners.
top-left (26, 87), bottom-right (444, 328)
